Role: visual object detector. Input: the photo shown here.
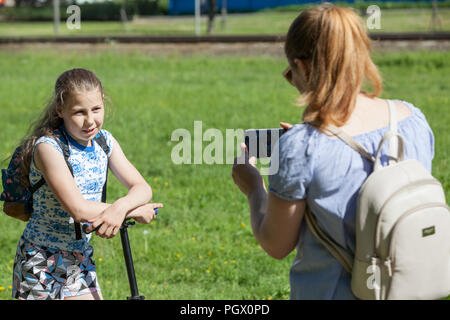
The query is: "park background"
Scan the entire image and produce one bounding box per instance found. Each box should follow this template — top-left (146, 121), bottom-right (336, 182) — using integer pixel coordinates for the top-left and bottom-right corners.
top-left (0, 0), bottom-right (449, 300)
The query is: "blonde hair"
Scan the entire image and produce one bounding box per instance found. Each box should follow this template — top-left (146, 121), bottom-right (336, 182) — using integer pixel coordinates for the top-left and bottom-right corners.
top-left (284, 3), bottom-right (382, 129)
top-left (17, 68), bottom-right (104, 187)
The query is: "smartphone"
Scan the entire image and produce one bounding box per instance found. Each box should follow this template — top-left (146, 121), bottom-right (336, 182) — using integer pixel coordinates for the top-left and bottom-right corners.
top-left (244, 128), bottom-right (286, 158)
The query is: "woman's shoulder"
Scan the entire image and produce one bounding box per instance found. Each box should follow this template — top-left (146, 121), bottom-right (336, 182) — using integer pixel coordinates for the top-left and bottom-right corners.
top-left (279, 123), bottom-right (317, 147)
top-left (392, 99), bottom-right (430, 124)
top-left (275, 123), bottom-right (322, 165)
top-left (387, 99), bottom-right (434, 141)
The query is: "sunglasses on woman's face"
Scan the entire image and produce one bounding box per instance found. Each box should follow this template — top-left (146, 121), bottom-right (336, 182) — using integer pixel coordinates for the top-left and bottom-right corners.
top-left (282, 66), bottom-right (294, 86)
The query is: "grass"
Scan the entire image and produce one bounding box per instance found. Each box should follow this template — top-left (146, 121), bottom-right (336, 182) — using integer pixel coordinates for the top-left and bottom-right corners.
top-left (0, 48), bottom-right (448, 300)
top-left (1, 8), bottom-right (450, 37)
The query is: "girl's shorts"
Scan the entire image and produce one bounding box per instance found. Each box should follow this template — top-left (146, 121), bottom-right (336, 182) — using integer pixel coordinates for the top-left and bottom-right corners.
top-left (12, 236), bottom-right (101, 300)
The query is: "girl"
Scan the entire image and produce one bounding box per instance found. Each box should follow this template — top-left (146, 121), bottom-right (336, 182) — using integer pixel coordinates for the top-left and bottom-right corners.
top-left (232, 4), bottom-right (434, 299)
top-left (12, 68), bottom-right (162, 300)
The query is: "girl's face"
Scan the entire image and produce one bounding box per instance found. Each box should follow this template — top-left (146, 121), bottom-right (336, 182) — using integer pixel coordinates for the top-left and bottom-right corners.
top-left (57, 89), bottom-right (104, 146)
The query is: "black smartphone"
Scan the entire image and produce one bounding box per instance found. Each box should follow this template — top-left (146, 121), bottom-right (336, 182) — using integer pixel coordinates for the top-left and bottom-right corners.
top-left (244, 128), bottom-right (286, 158)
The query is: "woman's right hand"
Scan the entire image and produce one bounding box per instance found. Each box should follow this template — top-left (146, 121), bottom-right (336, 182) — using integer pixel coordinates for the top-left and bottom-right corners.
top-left (280, 122), bottom-right (293, 130)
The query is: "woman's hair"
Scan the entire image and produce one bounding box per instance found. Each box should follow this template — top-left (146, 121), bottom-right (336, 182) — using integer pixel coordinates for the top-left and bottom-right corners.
top-left (284, 3), bottom-right (382, 128)
top-left (16, 68), bottom-right (104, 187)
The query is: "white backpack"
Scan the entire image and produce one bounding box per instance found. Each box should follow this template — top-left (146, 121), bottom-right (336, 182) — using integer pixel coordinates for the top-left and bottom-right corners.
top-left (305, 100), bottom-right (450, 300)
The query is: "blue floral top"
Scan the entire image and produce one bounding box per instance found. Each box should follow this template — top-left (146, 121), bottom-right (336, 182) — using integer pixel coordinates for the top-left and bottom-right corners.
top-left (22, 126), bottom-right (114, 252)
top-left (268, 100), bottom-right (435, 299)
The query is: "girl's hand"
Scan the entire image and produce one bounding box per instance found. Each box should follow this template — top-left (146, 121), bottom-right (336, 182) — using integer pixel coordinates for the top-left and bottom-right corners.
top-left (127, 203), bottom-right (163, 224)
top-left (86, 203), bottom-right (128, 239)
top-left (232, 143), bottom-right (266, 197)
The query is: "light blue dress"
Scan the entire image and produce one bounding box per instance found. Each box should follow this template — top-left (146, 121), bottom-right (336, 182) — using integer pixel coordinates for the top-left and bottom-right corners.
top-left (268, 100), bottom-right (435, 300)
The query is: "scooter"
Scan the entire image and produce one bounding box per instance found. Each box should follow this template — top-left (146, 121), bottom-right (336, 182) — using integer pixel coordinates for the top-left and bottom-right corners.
top-left (83, 207), bottom-right (158, 300)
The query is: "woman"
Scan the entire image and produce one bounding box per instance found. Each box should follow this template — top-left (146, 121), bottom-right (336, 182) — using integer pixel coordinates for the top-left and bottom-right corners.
top-left (232, 4), bottom-right (434, 299)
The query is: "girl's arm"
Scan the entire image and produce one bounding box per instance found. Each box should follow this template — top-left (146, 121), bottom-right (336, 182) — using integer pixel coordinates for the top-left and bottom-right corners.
top-left (85, 136), bottom-right (152, 237)
top-left (34, 142), bottom-right (111, 221)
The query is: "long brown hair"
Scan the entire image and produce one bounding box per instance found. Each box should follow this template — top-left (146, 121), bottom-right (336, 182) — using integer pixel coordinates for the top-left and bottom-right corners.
top-left (284, 3), bottom-right (382, 129)
top-left (17, 68), bottom-right (104, 187)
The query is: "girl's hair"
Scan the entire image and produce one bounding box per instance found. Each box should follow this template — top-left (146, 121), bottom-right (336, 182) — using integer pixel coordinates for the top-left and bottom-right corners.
top-left (17, 68), bottom-right (104, 187)
top-left (284, 3), bottom-right (382, 129)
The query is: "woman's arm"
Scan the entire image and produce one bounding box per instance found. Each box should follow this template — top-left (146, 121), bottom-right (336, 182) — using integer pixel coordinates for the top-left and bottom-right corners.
top-left (232, 143), bottom-right (306, 259)
top-left (249, 188), bottom-right (305, 259)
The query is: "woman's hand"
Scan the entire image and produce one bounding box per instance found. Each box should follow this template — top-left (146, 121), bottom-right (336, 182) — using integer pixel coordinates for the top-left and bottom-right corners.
top-left (280, 122), bottom-right (293, 130)
top-left (232, 121), bottom-right (292, 197)
top-left (126, 203), bottom-right (163, 224)
top-left (232, 143), bottom-right (266, 197)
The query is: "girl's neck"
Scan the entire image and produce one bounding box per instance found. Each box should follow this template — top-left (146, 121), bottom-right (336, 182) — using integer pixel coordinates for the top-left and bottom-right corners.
top-left (60, 125), bottom-right (93, 148)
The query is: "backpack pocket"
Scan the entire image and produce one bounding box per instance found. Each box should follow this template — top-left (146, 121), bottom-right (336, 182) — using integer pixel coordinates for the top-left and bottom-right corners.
top-left (386, 204), bottom-right (450, 300)
top-left (3, 202), bottom-right (31, 221)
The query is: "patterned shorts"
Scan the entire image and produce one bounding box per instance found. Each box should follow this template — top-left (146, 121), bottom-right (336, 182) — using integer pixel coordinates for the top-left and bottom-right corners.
top-left (12, 236), bottom-right (101, 300)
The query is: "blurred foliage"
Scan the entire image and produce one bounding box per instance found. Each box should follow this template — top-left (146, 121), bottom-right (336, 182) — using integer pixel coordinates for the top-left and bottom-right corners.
top-left (265, 0), bottom-right (450, 12)
top-left (2, 1), bottom-right (450, 21)
top-left (0, 0), bottom-right (169, 21)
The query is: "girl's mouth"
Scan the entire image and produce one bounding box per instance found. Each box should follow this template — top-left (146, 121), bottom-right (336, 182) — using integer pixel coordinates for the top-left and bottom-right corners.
top-left (83, 128), bottom-right (96, 135)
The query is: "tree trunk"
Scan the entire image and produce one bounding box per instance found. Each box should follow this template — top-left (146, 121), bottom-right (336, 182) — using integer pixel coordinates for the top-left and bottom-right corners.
top-left (207, 0), bottom-right (217, 34)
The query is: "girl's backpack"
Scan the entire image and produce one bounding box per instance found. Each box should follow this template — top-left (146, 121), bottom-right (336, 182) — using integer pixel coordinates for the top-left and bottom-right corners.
top-left (305, 100), bottom-right (450, 300)
top-left (1, 128), bottom-right (110, 240)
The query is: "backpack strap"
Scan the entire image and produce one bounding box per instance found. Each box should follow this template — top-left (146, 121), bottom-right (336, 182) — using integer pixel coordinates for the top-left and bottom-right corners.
top-left (93, 131), bottom-right (110, 203)
top-left (373, 131), bottom-right (405, 172)
top-left (56, 128), bottom-right (74, 175)
top-left (323, 125), bottom-right (376, 163)
top-left (29, 178), bottom-right (45, 194)
top-left (387, 100), bottom-right (398, 166)
top-left (304, 207), bottom-right (354, 273)
top-left (93, 131), bottom-right (110, 156)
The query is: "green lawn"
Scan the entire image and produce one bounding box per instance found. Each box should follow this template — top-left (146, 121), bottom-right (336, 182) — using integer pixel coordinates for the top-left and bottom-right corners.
top-left (0, 48), bottom-right (448, 300)
top-left (1, 8), bottom-right (449, 37)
